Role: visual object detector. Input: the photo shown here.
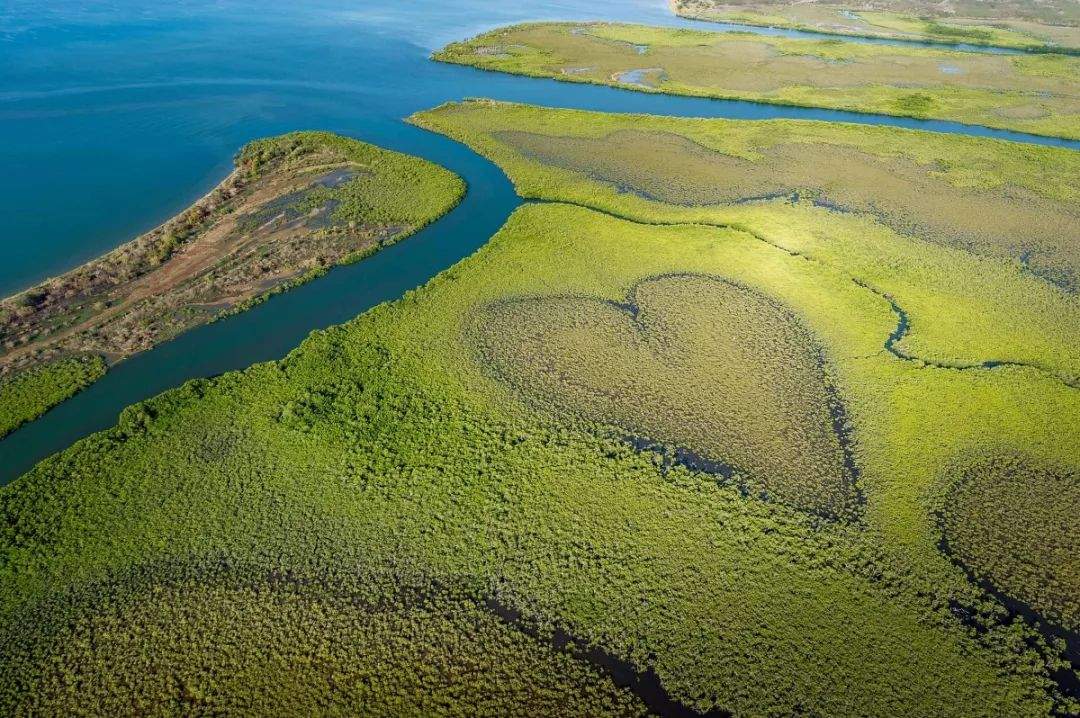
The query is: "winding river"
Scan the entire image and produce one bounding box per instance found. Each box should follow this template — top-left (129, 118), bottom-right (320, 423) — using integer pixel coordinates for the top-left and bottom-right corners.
top-left (1, 0), bottom-right (1076, 486)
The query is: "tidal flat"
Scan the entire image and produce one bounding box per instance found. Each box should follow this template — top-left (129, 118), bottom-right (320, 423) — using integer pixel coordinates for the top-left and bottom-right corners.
top-left (0, 132), bottom-right (463, 437)
top-left (433, 22), bottom-right (1080, 138)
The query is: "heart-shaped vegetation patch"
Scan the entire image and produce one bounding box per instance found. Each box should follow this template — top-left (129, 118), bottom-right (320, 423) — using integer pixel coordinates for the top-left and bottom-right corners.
top-left (939, 453), bottom-right (1080, 633)
top-left (470, 273), bottom-right (858, 519)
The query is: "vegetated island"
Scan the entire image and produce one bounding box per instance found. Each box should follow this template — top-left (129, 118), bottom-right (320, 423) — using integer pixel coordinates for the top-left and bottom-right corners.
top-left (0, 132), bottom-right (464, 438)
top-left (432, 21), bottom-right (1080, 139)
top-left (673, 0), bottom-right (1080, 53)
top-left (1, 98), bottom-right (1078, 715)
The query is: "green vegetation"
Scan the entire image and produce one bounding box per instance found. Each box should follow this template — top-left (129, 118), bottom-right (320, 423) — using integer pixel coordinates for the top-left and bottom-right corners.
top-left (411, 101), bottom-right (1080, 383)
top-left (433, 22), bottom-right (1080, 138)
top-left (473, 273), bottom-right (857, 518)
top-left (0, 355), bottom-right (105, 438)
top-left (0, 132), bottom-right (463, 433)
top-left (1, 196), bottom-right (1076, 714)
top-left (672, 0), bottom-right (1080, 52)
top-left (237, 133), bottom-right (464, 228)
top-left (937, 453), bottom-right (1080, 633)
top-left (8, 561), bottom-right (644, 716)
top-left (489, 125), bottom-right (1079, 289)
top-left (410, 99), bottom-right (1080, 704)
top-left (3, 72), bottom-right (1079, 716)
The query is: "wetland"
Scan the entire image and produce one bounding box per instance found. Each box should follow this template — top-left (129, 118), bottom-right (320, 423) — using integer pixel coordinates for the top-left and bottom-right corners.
top-left (673, 0), bottom-right (1080, 52)
top-left (434, 21), bottom-right (1080, 138)
top-left (1, 1), bottom-right (1078, 715)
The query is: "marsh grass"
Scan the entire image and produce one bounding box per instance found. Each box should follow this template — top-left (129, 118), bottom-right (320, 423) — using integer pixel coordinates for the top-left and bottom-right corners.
top-left (1, 200), bottom-right (1075, 715)
top-left (409, 102), bottom-right (1080, 708)
top-left (496, 126), bottom-right (1080, 288)
top-left (411, 101), bottom-right (1080, 385)
top-left (433, 22), bottom-right (1080, 138)
top-left (5, 561), bottom-right (646, 717)
top-left (937, 453), bottom-right (1080, 633)
top-left (672, 0), bottom-right (1080, 52)
top-left (3, 97), bottom-right (1079, 714)
top-left (471, 273), bottom-right (858, 519)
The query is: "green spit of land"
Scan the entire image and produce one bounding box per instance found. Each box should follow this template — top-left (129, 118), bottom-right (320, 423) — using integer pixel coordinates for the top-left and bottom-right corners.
top-left (0, 132), bottom-right (464, 439)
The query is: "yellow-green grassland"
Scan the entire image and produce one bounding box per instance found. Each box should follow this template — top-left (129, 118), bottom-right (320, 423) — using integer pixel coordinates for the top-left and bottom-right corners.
top-left (673, 0), bottom-right (1080, 53)
top-left (2, 199), bottom-right (1077, 715)
top-left (433, 22), bottom-right (1080, 138)
top-left (410, 97), bottom-right (1080, 706)
top-left (412, 100), bottom-right (1080, 382)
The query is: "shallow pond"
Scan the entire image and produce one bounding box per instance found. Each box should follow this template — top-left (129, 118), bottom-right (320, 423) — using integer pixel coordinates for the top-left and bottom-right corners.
top-left (614, 68), bottom-right (664, 86)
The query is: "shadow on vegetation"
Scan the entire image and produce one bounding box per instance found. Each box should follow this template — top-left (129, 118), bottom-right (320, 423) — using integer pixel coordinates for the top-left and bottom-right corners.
top-left (2, 554), bottom-right (726, 716)
top-left (934, 452), bottom-right (1080, 700)
top-left (485, 595), bottom-right (731, 717)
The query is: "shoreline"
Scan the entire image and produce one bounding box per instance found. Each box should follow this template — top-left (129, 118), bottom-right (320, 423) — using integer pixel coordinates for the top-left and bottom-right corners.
top-left (0, 132), bottom-right (463, 438)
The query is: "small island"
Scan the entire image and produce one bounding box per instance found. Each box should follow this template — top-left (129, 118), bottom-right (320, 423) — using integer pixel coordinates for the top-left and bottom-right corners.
top-left (0, 132), bottom-right (464, 437)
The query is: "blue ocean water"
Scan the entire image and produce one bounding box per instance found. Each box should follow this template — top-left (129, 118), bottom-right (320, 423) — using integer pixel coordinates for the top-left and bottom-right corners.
top-left (0, 0), bottom-right (670, 296)
top-left (0, 0), bottom-right (1074, 482)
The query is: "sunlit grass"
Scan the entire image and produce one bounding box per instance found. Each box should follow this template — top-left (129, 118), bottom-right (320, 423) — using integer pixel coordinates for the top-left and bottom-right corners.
top-left (433, 22), bottom-right (1080, 138)
top-left (0, 355), bottom-right (105, 438)
top-left (672, 0), bottom-right (1080, 52)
